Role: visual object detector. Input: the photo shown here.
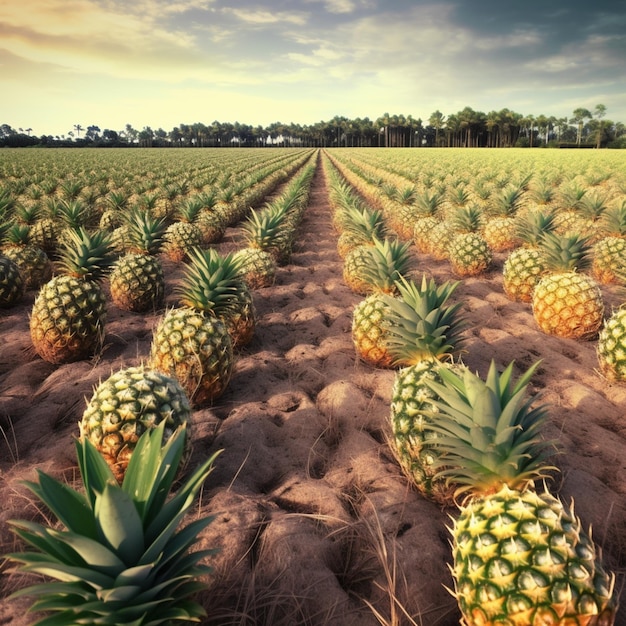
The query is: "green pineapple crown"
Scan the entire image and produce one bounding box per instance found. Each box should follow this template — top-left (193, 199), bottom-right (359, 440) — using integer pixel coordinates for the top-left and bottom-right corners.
top-left (57, 227), bottom-right (115, 280)
top-left (491, 184), bottom-right (525, 217)
top-left (176, 246), bottom-right (247, 315)
top-left (177, 197), bottom-right (204, 223)
top-left (124, 208), bottom-right (168, 255)
top-left (382, 274), bottom-right (467, 366)
top-left (539, 230), bottom-right (592, 272)
top-left (241, 206), bottom-right (287, 250)
top-left (423, 360), bottom-right (556, 499)
top-left (515, 209), bottom-right (556, 247)
top-left (414, 190), bottom-right (444, 216)
top-left (602, 202), bottom-right (626, 237)
top-left (2, 221), bottom-right (31, 247)
top-left (5, 421), bottom-right (220, 625)
top-left (452, 205), bottom-right (484, 234)
top-left (359, 237), bottom-right (414, 294)
top-left (58, 199), bottom-right (92, 230)
top-left (339, 205), bottom-right (388, 243)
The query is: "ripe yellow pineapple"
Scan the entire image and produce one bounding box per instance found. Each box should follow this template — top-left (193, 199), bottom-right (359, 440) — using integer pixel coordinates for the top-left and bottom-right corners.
top-left (423, 361), bottom-right (616, 626)
top-left (30, 228), bottom-right (114, 363)
top-left (532, 232), bottom-right (604, 340)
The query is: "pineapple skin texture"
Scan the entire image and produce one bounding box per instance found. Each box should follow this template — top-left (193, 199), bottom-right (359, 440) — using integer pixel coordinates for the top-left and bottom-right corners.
top-left (150, 307), bottom-right (233, 407)
top-left (80, 365), bottom-right (191, 483)
top-left (233, 247), bottom-right (276, 290)
top-left (30, 275), bottom-right (107, 364)
top-left (532, 272), bottom-right (604, 340)
top-left (352, 293), bottom-right (395, 369)
top-left (597, 308), bottom-right (626, 381)
top-left (3, 245), bottom-right (52, 291)
top-left (503, 248), bottom-right (546, 303)
top-left (390, 359), bottom-right (457, 505)
top-left (0, 256), bottom-right (24, 308)
top-left (110, 253), bottom-right (165, 312)
top-left (451, 485), bottom-right (616, 626)
top-left (591, 237), bottom-right (626, 285)
top-left (449, 232), bottom-right (493, 277)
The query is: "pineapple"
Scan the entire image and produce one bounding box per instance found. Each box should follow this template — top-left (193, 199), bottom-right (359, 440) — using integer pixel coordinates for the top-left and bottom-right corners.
top-left (149, 307), bottom-right (233, 407)
top-left (1, 222), bottom-right (52, 290)
top-left (597, 307), bottom-right (626, 381)
top-left (483, 185), bottom-right (525, 252)
top-left (233, 247), bottom-right (276, 290)
top-left (177, 247), bottom-right (255, 349)
top-left (352, 294), bottom-right (396, 369)
top-left (79, 364), bottom-right (192, 482)
top-left (502, 210), bottom-right (555, 303)
top-left (5, 421), bottom-right (219, 625)
top-left (448, 232), bottom-right (492, 277)
top-left (162, 200), bottom-right (204, 263)
top-left (532, 232), bottom-right (604, 340)
top-left (344, 237), bottom-right (413, 296)
top-left (336, 205), bottom-right (388, 259)
top-left (422, 360), bottom-right (616, 626)
top-left (196, 192), bottom-right (227, 245)
top-left (426, 221), bottom-right (454, 261)
top-left (413, 191), bottom-right (444, 254)
top-left (240, 203), bottom-right (293, 266)
top-left (109, 208), bottom-right (167, 312)
top-left (0, 255), bottom-right (24, 308)
top-left (30, 227), bottom-right (114, 364)
top-left (350, 241), bottom-right (415, 368)
top-left (381, 275), bottom-right (466, 504)
top-left (591, 236), bottom-right (626, 285)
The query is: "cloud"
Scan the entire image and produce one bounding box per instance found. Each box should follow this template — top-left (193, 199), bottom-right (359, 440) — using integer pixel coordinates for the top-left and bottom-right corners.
top-left (221, 7), bottom-right (308, 26)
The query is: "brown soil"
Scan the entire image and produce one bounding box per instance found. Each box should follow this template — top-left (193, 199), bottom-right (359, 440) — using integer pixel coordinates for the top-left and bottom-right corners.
top-left (1, 155), bottom-right (625, 625)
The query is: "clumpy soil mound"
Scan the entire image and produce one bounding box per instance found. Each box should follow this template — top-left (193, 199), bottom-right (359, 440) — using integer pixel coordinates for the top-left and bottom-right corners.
top-left (1, 159), bottom-right (625, 625)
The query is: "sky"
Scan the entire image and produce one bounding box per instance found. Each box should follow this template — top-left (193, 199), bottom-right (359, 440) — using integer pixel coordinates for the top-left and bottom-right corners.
top-left (2, 0), bottom-right (626, 138)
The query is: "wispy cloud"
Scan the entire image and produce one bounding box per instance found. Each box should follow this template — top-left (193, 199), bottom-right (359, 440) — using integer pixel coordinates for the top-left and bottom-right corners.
top-left (221, 7), bottom-right (308, 26)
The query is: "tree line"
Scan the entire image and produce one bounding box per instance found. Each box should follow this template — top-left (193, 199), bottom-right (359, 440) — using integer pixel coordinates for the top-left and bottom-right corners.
top-left (2, 105), bottom-right (624, 149)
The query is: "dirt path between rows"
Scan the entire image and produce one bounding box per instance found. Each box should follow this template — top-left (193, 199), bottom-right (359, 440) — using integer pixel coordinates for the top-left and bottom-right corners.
top-left (1, 151), bottom-right (625, 625)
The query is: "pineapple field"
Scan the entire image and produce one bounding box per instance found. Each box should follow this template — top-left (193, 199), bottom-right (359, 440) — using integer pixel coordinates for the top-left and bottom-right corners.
top-left (1, 146), bottom-right (625, 625)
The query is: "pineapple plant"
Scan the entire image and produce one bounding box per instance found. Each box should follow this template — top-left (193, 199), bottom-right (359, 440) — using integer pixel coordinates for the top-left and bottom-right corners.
top-left (162, 200), bottom-right (204, 263)
top-left (232, 247), bottom-right (276, 291)
top-left (177, 247), bottom-right (255, 350)
top-left (591, 236), bottom-right (626, 285)
top-left (502, 210), bottom-right (556, 303)
top-left (149, 307), bottom-right (233, 407)
top-left (344, 237), bottom-right (413, 297)
top-left (422, 360), bottom-right (617, 626)
top-left (597, 307), bottom-right (626, 381)
top-left (30, 227), bottom-right (114, 364)
top-left (413, 190), bottom-right (444, 253)
top-left (532, 232), bottom-right (604, 340)
top-left (350, 241), bottom-right (415, 369)
top-left (381, 275), bottom-right (466, 504)
top-left (79, 364), bottom-right (192, 482)
top-left (448, 231), bottom-right (492, 277)
top-left (109, 208), bottom-right (168, 312)
top-left (5, 421), bottom-right (220, 626)
top-left (1, 222), bottom-right (52, 290)
top-left (483, 184), bottom-right (525, 252)
top-left (336, 204), bottom-right (388, 259)
top-left (0, 255), bottom-right (24, 308)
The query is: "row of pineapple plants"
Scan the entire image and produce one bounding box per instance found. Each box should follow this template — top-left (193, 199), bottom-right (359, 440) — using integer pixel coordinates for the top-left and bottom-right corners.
top-left (1, 151), bottom-right (320, 624)
top-left (323, 152), bottom-right (619, 624)
top-left (327, 148), bottom-right (626, 385)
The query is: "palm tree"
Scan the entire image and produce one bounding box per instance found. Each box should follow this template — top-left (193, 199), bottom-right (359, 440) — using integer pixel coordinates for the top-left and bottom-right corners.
top-left (570, 107), bottom-right (592, 146)
top-left (428, 110), bottom-right (446, 147)
top-left (73, 124), bottom-right (84, 137)
top-left (593, 104), bottom-right (607, 148)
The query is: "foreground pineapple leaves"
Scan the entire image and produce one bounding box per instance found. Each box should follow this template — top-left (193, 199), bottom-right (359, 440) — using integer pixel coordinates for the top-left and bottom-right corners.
top-left (4, 422), bottom-right (221, 625)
